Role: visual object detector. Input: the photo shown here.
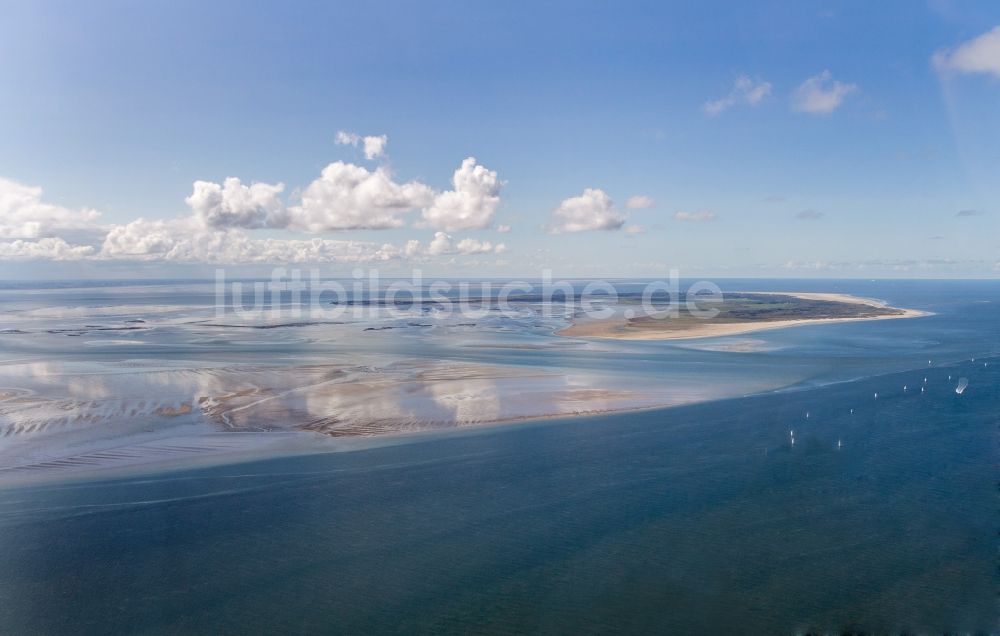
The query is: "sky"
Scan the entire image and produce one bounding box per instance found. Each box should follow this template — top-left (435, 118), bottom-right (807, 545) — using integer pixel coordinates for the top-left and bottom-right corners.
top-left (1, 0), bottom-right (999, 279)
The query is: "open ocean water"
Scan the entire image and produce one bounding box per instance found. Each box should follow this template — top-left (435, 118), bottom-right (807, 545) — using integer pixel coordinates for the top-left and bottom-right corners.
top-left (0, 279), bottom-right (997, 633)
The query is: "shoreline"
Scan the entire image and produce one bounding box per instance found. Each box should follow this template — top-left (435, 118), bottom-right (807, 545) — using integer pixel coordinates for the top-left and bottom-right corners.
top-left (558, 291), bottom-right (931, 341)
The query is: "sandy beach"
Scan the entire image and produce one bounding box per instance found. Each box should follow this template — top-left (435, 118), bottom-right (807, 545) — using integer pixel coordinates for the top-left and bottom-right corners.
top-left (558, 291), bottom-right (930, 341)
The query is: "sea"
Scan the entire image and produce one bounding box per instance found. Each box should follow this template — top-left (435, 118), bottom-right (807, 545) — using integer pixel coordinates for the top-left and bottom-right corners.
top-left (0, 278), bottom-right (996, 634)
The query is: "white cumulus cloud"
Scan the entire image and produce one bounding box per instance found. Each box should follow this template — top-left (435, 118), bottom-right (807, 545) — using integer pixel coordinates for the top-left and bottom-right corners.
top-left (425, 231), bottom-right (502, 255)
top-left (456, 237), bottom-right (501, 255)
top-left (421, 157), bottom-right (503, 231)
top-left (362, 135), bottom-right (388, 160)
top-left (99, 217), bottom-right (409, 264)
top-left (0, 148), bottom-right (511, 263)
top-left (287, 157), bottom-right (504, 233)
top-left (0, 158), bottom-right (516, 263)
top-left (548, 188), bottom-right (626, 233)
top-left (0, 237), bottom-right (96, 260)
top-left (335, 131), bottom-right (360, 146)
top-left (704, 75), bottom-right (772, 115)
top-left (0, 177), bottom-right (102, 239)
top-left (427, 231), bottom-right (454, 255)
top-left (792, 71), bottom-right (857, 114)
top-left (186, 177), bottom-right (286, 229)
top-left (288, 162), bottom-right (434, 231)
top-left (335, 130), bottom-right (389, 160)
top-left (933, 25), bottom-right (1000, 79)
top-left (99, 218), bottom-right (196, 260)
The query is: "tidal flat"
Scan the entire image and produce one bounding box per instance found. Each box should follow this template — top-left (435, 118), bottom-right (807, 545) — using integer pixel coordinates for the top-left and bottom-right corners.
top-left (0, 280), bottom-right (962, 486)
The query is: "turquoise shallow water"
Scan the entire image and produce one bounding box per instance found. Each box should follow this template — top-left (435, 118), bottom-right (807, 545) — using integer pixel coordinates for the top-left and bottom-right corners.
top-left (0, 280), bottom-right (997, 633)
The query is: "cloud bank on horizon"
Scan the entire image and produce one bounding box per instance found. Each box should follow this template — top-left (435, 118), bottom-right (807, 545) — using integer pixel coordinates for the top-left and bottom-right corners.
top-left (0, 134), bottom-right (511, 265)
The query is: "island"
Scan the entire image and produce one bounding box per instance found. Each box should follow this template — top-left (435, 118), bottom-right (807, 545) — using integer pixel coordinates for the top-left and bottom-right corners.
top-left (558, 291), bottom-right (928, 340)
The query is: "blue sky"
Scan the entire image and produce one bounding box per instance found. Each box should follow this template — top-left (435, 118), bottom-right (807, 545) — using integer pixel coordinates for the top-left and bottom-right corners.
top-left (1, 0), bottom-right (999, 278)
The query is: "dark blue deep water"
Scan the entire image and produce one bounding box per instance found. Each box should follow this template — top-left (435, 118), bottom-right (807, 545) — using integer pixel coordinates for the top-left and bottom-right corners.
top-left (0, 280), bottom-right (997, 634)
